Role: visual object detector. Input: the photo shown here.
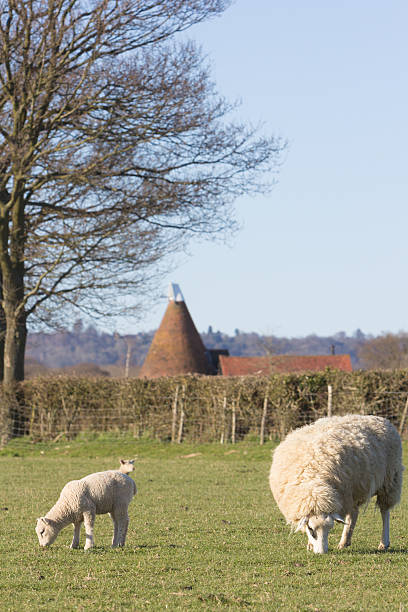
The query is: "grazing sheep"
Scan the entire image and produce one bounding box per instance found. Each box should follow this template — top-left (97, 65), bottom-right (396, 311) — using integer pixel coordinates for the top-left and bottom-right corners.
top-left (118, 459), bottom-right (135, 474)
top-left (269, 414), bottom-right (403, 553)
top-left (36, 470), bottom-right (136, 550)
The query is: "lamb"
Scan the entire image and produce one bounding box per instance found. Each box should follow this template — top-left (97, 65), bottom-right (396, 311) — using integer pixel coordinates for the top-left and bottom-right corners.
top-left (35, 469), bottom-right (136, 550)
top-left (269, 414), bottom-right (403, 553)
top-left (118, 459), bottom-right (135, 474)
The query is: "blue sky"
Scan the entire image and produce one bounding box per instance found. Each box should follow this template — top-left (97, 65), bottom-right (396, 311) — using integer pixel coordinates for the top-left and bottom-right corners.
top-left (123, 0), bottom-right (408, 338)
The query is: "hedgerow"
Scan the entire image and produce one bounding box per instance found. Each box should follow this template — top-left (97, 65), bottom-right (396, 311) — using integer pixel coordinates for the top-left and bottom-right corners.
top-left (2, 369), bottom-right (408, 443)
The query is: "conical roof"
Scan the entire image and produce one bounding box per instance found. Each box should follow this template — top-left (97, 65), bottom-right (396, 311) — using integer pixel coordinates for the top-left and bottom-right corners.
top-left (139, 284), bottom-right (210, 378)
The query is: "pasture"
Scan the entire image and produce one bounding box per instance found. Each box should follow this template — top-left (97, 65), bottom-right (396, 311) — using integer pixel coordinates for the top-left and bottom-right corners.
top-left (1, 435), bottom-right (408, 611)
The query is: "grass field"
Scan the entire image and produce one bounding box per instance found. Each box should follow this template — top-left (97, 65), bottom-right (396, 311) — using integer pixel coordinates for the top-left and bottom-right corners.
top-left (1, 435), bottom-right (408, 611)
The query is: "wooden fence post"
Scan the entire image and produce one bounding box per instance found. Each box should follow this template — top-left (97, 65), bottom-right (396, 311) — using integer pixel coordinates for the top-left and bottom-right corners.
top-left (177, 385), bottom-right (185, 444)
top-left (220, 394), bottom-right (227, 444)
top-left (260, 393), bottom-right (268, 445)
top-left (399, 394), bottom-right (408, 436)
top-left (231, 400), bottom-right (236, 444)
top-left (171, 385), bottom-right (179, 443)
top-left (327, 385), bottom-right (333, 417)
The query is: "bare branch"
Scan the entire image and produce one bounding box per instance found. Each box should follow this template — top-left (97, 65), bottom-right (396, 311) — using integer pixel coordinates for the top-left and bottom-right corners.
top-left (0, 0), bottom-right (285, 383)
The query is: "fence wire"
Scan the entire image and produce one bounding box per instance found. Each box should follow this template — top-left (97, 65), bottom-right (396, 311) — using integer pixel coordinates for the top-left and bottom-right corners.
top-left (1, 374), bottom-right (408, 444)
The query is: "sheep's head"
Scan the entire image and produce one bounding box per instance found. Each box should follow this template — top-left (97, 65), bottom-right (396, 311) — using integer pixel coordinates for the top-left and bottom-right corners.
top-left (120, 459), bottom-right (135, 474)
top-left (35, 517), bottom-right (59, 547)
top-left (296, 514), bottom-right (346, 553)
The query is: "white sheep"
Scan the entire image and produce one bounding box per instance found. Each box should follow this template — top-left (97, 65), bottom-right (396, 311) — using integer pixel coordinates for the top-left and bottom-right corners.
top-left (36, 469), bottom-right (136, 549)
top-left (269, 414), bottom-right (403, 553)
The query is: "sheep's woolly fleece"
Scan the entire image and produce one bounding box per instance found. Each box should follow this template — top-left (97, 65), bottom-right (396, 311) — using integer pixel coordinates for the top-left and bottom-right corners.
top-left (47, 471), bottom-right (137, 521)
top-left (36, 469), bottom-right (137, 548)
top-left (269, 414), bottom-right (403, 525)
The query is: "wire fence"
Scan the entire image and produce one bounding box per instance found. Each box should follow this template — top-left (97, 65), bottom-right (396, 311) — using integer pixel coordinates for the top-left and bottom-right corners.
top-left (2, 371), bottom-right (408, 445)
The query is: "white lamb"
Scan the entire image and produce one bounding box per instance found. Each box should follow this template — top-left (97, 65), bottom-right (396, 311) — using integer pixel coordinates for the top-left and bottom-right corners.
top-left (36, 469), bottom-right (136, 549)
top-left (269, 414), bottom-right (403, 554)
top-left (118, 459), bottom-right (135, 474)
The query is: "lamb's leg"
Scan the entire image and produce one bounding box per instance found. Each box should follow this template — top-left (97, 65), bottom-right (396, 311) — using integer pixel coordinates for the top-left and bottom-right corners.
top-left (338, 508), bottom-right (359, 549)
top-left (112, 511), bottom-right (129, 547)
top-left (83, 511), bottom-right (95, 550)
top-left (110, 512), bottom-right (119, 547)
top-left (71, 521), bottom-right (81, 549)
top-left (118, 514), bottom-right (129, 547)
top-left (378, 508), bottom-right (390, 551)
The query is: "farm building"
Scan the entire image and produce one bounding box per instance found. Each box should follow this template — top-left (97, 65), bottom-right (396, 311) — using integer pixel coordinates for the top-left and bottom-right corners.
top-left (138, 284), bottom-right (226, 377)
top-left (218, 354), bottom-right (352, 376)
top-left (139, 284), bottom-right (352, 377)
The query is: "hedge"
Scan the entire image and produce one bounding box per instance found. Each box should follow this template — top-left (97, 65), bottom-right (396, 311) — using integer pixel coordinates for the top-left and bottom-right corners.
top-left (2, 369), bottom-right (408, 443)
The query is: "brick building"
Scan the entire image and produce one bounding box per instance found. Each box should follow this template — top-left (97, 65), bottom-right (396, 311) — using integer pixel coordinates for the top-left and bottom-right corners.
top-left (218, 354), bottom-right (352, 376)
top-left (139, 284), bottom-right (216, 378)
top-left (139, 284), bottom-right (352, 377)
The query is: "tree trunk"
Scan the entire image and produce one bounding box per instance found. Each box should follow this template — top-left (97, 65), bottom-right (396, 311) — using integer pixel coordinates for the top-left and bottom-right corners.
top-left (1, 185), bottom-right (26, 385)
top-left (3, 308), bottom-right (26, 384)
top-left (1, 263), bottom-right (27, 438)
top-left (1, 308), bottom-right (27, 438)
top-left (3, 255), bottom-right (26, 385)
top-left (0, 304), bottom-right (5, 381)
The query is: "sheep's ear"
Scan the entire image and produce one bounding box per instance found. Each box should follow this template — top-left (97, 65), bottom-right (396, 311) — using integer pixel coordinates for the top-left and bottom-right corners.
top-left (295, 517), bottom-right (308, 533)
top-left (129, 460), bottom-right (135, 465)
top-left (120, 459), bottom-right (125, 465)
top-left (37, 517), bottom-right (48, 525)
top-left (332, 514), bottom-right (346, 524)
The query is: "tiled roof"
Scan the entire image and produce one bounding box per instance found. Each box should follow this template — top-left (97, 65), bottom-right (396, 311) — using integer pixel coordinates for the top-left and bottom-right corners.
top-left (219, 354), bottom-right (352, 376)
top-left (139, 300), bottom-right (211, 378)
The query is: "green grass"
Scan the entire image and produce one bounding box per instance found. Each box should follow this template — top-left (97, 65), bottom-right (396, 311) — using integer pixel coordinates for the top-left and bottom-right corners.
top-left (1, 437), bottom-right (408, 610)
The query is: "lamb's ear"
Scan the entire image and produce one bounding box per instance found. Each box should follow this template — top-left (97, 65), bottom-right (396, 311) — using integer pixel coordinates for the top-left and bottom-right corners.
top-left (295, 517), bottom-right (308, 533)
top-left (37, 517), bottom-right (49, 524)
top-left (129, 459), bottom-right (135, 465)
top-left (120, 459), bottom-right (125, 465)
top-left (332, 514), bottom-right (346, 524)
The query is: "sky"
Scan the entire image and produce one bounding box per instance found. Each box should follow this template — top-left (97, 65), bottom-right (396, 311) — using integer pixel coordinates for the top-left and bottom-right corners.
top-left (121, 0), bottom-right (408, 339)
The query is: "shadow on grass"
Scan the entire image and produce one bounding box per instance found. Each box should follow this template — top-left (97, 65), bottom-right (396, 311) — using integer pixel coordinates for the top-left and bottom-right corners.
top-left (357, 547), bottom-right (408, 555)
top-left (133, 543), bottom-right (160, 550)
top-left (331, 546), bottom-right (408, 555)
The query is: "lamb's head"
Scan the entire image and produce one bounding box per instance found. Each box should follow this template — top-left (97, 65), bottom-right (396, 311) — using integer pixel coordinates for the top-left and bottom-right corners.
top-left (119, 459), bottom-right (135, 474)
top-left (296, 514), bottom-right (346, 553)
top-left (35, 517), bottom-right (59, 547)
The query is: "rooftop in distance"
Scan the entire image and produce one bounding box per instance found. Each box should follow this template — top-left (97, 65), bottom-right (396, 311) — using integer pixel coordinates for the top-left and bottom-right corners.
top-left (139, 283), bottom-right (353, 378)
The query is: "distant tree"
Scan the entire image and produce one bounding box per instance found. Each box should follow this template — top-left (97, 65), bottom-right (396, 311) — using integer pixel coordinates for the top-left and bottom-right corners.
top-left (358, 333), bottom-right (408, 370)
top-left (257, 335), bottom-right (279, 356)
top-left (26, 327), bottom-right (370, 370)
top-left (353, 328), bottom-right (366, 341)
top-left (72, 320), bottom-right (84, 335)
top-left (58, 363), bottom-right (110, 378)
top-left (0, 0), bottom-right (285, 386)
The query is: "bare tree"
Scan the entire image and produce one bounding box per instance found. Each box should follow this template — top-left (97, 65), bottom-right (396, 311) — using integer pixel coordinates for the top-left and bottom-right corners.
top-left (358, 333), bottom-right (408, 370)
top-left (0, 0), bottom-right (285, 386)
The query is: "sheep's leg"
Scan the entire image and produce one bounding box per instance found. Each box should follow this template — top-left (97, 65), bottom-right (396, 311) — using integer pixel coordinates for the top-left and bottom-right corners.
top-left (71, 521), bottom-right (82, 549)
top-left (112, 511), bottom-right (129, 547)
top-left (110, 512), bottom-right (119, 547)
top-left (338, 508), bottom-right (359, 549)
top-left (378, 508), bottom-right (390, 551)
top-left (83, 511), bottom-right (95, 550)
top-left (118, 514), bottom-right (129, 546)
